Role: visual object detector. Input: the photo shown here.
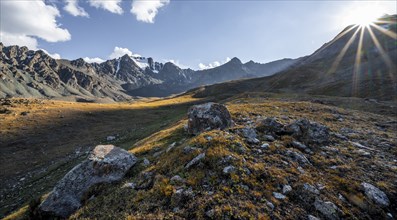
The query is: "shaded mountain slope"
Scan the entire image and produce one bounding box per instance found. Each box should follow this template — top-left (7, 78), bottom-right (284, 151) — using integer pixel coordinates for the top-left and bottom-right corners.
top-left (189, 15), bottom-right (397, 101)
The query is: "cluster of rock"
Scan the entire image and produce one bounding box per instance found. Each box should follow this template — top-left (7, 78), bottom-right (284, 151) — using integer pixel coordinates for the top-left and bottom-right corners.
top-left (184, 102), bottom-right (392, 219)
top-left (36, 102), bottom-right (393, 219)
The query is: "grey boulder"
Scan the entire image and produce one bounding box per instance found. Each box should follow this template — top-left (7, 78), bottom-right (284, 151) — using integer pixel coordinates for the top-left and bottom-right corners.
top-left (285, 118), bottom-right (330, 146)
top-left (187, 102), bottom-right (232, 135)
top-left (39, 145), bottom-right (137, 218)
top-left (361, 182), bottom-right (390, 207)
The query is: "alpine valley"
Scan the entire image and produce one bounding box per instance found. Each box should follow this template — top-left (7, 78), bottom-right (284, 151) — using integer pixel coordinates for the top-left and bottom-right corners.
top-left (1, 11), bottom-right (396, 220)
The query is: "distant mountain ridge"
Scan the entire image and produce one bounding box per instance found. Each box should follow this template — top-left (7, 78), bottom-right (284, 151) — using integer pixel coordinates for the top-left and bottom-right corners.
top-left (0, 43), bottom-right (298, 101)
top-left (190, 15), bottom-right (397, 101)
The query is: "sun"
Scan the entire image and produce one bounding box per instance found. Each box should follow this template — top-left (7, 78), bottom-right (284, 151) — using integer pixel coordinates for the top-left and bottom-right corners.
top-left (342, 3), bottom-right (385, 27)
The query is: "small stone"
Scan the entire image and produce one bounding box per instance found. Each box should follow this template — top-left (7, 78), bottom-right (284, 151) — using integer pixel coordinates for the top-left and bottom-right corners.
top-left (273, 192), bottom-right (286, 200)
top-left (240, 184), bottom-right (249, 191)
top-left (291, 141), bottom-right (308, 151)
top-left (361, 182), bottom-right (390, 207)
top-left (153, 151), bottom-right (163, 157)
top-left (166, 142), bottom-right (176, 152)
top-left (308, 215), bottom-right (320, 220)
top-left (338, 194), bottom-right (347, 203)
top-left (314, 198), bottom-right (340, 220)
top-left (297, 166), bottom-right (305, 174)
top-left (106, 136), bottom-right (116, 141)
top-left (356, 149), bottom-right (371, 157)
top-left (263, 135), bottom-right (275, 142)
top-left (206, 209), bottom-right (215, 218)
top-left (241, 127), bottom-right (259, 144)
top-left (170, 175), bottom-right (185, 185)
top-left (303, 183), bottom-right (320, 194)
top-left (183, 146), bottom-right (197, 154)
top-left (185, 153), bottom-right (205, 169)
top-left (260, 143), bottom-right (270, 149)
top-left (333, 133), bottom-right (348, 140)
top-left (223, 165), bottom-right (236, 175)
top-left (143, 158), bottom-right (150, 166)
top-left (122, 182), bottom-right (136, 189)
top-left (282, 185), bottom-right (292, 194)
top-left (266, 201), bottom-right (275, 210)
top-left (285, 150), bottom-right (311, 166)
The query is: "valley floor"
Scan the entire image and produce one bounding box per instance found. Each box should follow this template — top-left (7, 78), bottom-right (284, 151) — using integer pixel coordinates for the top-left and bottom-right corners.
top-left (1, 92), bottom-right (396, 219)
top-left (0, 95), bottom-right (205, 218)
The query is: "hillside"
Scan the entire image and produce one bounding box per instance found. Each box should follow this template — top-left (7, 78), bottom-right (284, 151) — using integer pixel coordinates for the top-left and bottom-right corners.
top-left (189, 15), bottom-right (397, 101)
top-left (3, 92), bottom-right (396, 219)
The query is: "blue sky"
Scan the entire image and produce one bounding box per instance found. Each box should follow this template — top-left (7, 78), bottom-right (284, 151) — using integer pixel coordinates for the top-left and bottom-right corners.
top-left (1, 0), bottom-right (396, 69)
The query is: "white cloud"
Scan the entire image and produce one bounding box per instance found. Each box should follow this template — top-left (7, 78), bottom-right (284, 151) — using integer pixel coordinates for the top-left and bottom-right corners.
top-left (109, 46), bottom-right (140, 59)
top-left (83, 57), bottom-right (105, 63)
top-left (89, 0), bottom-right (123, 14)
top-left (198, 57), bottom-right (231, 70)
top-left (64, 0), bottom-right (89, 17)
top-left (0, 32), bottom-right (38, 49)
top-left (131, 0), bottom-right (169, 23)
top-left (41, 49), bottom-right (61, 59)
top-left (0, 0), bottom-right (71, 49)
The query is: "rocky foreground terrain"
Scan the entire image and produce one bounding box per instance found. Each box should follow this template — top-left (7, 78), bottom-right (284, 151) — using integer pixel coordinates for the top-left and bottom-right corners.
top-left (6, 94), bottom-right (395, 219)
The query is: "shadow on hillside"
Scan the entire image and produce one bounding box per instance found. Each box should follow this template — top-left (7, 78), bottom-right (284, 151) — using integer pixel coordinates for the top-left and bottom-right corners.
top-left (0, 98), bottom-right (211, 218)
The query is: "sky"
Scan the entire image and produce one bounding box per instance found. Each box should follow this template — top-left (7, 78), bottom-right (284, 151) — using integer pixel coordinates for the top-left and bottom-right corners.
top-left (0, 0), bottom-right (396, 70)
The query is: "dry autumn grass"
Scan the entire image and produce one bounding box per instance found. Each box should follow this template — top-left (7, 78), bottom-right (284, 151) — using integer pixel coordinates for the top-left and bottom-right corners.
top-left (0, 95), bottom-right (206, 217)
top-left (2, 92), bottom-right (397, 219)
top-left (70, 95), bottom-right (396, 219)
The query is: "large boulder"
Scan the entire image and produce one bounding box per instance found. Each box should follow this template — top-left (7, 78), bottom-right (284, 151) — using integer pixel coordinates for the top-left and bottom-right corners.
top-left (39, 145), bottom-right (137, 218)
top-left (256, 117), bottom-right (284, 135)
top-left (284, 119), bottom-right (330, 146)
top-left (187, 102), bottom-right (232, 135)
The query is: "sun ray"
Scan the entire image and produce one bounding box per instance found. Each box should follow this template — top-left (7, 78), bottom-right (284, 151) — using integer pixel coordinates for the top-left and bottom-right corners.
top-left (352, 26), bottom-right (365, 96)
top-left (367, 25), bottom-right (396, 82)
top-left (327, 27), bottom-right (361, 75)
top-left (370, 23), bottom-right (397, 39)
top-left (375, 20), bottom-right (397, 25)
top-left (312, 25), bottom-right (358, 57)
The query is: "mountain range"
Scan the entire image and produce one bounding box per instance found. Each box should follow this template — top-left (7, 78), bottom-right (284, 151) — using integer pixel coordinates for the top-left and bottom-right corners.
top-left (0, 44), bottom-right (297, 102)
top-left (0, 15), bottom-right (396, 101)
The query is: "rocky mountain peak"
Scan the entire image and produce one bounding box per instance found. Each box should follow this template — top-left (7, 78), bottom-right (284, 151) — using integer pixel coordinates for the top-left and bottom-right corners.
top-left (228, 57), bottom-right (242, 65)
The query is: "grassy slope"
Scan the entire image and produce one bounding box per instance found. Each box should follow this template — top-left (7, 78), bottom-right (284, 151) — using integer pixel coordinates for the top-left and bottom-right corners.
top-left (67, 94), bottom-right (396, 219)
top-left (0, 95), bottom-right (209, 218)
top-left (3, 92), bottom-right (397, 219)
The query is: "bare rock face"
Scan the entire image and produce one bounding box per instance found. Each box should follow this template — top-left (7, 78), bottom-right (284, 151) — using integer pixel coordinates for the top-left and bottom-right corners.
top-left (39, 145), bottom-right (137, 218)
top-left (284, 119), bottom-right (330, 146)
top-left (187, 102), bottom-right (232, 135)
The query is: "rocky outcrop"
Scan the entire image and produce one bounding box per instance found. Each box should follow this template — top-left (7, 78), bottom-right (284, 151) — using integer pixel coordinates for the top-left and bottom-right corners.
top-left (284, 119), bottom-right (330, 146)
top-left (39, 145), bottom-right (137, 218)
top-left (187, 102), bottom-right (232, 135)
